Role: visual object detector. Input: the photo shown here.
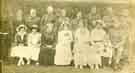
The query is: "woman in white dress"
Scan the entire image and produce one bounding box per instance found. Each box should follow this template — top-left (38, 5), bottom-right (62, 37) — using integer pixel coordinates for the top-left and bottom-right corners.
top-left (55, 23), bottom-right (73, 65)
top-left (90, 20), bottom-right (107, 69)
top-left (28, 25), bottom-right (41, 65)
top-left (10, 24), bottom-right (29, 66)
top-left (74, 20), bottom-right (90, 69)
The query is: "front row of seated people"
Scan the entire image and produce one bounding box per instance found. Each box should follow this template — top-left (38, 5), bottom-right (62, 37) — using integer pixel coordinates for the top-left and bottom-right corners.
top-left (10, 19), bottom-right (123, 70)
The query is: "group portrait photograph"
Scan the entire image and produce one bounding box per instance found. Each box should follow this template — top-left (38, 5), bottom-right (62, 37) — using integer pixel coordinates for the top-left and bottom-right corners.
top-left (0, 0), bottom-right (135, 73)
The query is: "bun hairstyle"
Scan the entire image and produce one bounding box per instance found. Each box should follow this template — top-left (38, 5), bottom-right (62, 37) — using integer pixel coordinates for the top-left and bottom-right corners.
top-left (95, 19), bottom-right (106, 27)
top-left (31, 24), bottom-right (39, 31)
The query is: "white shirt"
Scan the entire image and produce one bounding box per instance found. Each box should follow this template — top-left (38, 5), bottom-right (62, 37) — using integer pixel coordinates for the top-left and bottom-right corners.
top-left (91, 28), bottom-right (106, 41)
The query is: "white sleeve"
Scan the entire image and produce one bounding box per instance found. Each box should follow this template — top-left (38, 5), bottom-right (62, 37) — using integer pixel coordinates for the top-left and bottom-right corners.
top-left (58, 31), bottom-right (63, 43)
top-left (27, 34), bottom-right (32, 46)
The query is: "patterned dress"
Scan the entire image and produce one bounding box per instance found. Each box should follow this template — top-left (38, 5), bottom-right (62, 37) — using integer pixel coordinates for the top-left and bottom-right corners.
top-left (55, 30), bottom-right (73, 65)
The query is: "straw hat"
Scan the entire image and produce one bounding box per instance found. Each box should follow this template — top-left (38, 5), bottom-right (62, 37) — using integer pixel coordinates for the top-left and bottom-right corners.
top-left (16, 24), bottom-right (27, 32)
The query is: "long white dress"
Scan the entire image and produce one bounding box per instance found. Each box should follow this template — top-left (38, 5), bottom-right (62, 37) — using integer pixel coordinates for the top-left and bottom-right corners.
top-left (55, 30), bottom-right (73, 65)
top-left (28, 32), bottom-right (41, 61)
top-left (90, 28), bottom-right (107, 65)
top-left (74, 28), bottom-right (90, 66)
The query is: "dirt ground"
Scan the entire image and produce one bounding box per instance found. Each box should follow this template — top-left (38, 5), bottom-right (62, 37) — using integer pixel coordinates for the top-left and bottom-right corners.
top-left (2, 64), bottom-right (131, 73)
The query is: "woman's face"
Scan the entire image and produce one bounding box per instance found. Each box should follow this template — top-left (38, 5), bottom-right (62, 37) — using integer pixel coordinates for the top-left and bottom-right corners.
top-left (20, 28), bottom-right (25, 32)
top-left (79, 21), bottom-right (84, 28)
top-left (64, 25), bottom-right (68, 30)
top-left (96, 23), bottom-right (102, 29)
top-left (32, 29), bottom-right (37, 32)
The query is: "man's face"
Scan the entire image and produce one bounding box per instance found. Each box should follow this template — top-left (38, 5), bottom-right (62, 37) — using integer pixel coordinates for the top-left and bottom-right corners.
top-left (61, 9), bottom-right (66, 17)
top-left (107, 7), bottom-right (113, 14)
top-left (47, 23), bottom-right (53, 31)
top-left (17, 9), bottom-right (23, 17)
top-left (77, 11), bottom-right (82, 18)
top-left (47, 6), bottom-right (53, 14)
top-left (91, 7), bottom-right (97, 14)
top-left (30, 9), bottom-right (36, 17)
top-left (79, 21), bottom-right (84, 27)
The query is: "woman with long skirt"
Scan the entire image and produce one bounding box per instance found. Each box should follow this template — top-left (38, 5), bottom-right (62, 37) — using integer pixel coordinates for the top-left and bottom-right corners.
top-left (74, 20), bottom-right (90, 69)
top-left (55, 23), bottom-right (73, 65)
top-left (40, 21), bottom-right (56, 65)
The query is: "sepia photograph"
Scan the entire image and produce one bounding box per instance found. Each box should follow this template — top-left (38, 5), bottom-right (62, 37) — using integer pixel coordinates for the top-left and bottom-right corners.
top-left (0, 0), bottom-right (135, 73)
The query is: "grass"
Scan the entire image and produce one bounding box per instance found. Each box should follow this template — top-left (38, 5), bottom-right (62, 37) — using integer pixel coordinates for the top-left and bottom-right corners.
top-left (2, 64), bottom-right (123, 73)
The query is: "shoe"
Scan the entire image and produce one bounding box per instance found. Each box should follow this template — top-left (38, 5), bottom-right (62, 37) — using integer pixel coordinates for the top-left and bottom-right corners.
top-left (95, 65), bottom-right (99, 70)
top-left (80, 65), bottom-right (83, 69)
top-left (90, 65), bottom-right (94, 69)
top-left (27, 61), bottom-right (30, 65)
top-left (35, 62), bottom-right (39, 66)
top-left (75, 65), bottom-right (78, 69)
top-left (22, 61), bottom-right (25, 65)
top-left (17, 63), bottom-right (21, 66)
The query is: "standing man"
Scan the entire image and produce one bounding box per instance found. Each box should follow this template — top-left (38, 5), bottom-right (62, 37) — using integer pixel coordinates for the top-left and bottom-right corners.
top-left (87, 6), bottom-right (101, 31)
top-left (25, 8), bottom-right (40, 32)
top-left (40, 6), bottom-right (56, 33)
